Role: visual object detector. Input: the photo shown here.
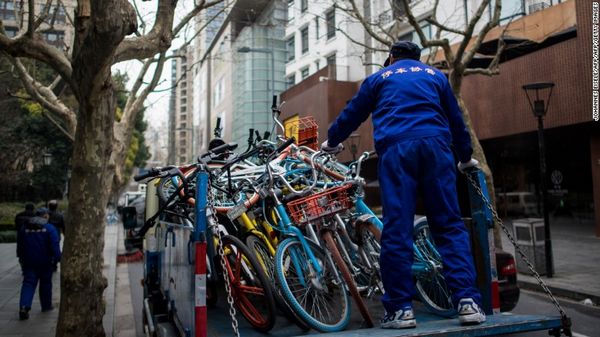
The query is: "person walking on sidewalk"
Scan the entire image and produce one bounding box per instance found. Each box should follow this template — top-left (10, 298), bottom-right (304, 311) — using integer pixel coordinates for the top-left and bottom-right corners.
top-left (47, 200), bottom-right (65, 237)
top-left (16, 208), bottom-right (61, 320)
top-left (322, 41), bottom-right (485, 329)
top-left (14, 202), bottom-right (35, 232)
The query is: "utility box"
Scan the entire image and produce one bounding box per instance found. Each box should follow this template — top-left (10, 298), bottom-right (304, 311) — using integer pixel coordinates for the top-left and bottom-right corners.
top-left (513, 218), bottom-right (546, 275)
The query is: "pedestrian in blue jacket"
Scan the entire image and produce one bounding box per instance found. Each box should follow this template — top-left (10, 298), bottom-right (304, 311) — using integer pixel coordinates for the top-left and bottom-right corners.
top-left (322, 41), bottom-right (485, 329)
top-left (16, 207), bottom-right (61, 320)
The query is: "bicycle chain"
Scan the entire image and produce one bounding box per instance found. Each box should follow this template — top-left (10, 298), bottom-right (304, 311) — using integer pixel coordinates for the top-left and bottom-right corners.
top-left (206, 182), bottom-right (241, 337)
top-left (463, 172), bottom-right (571, 329)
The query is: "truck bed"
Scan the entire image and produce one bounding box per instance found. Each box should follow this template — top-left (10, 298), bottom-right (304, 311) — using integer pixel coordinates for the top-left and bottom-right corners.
top-left (205, 297), bottom-right (562, 337)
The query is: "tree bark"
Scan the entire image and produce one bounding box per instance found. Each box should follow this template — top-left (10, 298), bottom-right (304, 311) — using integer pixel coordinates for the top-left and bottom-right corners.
top-left (56, 1), bottom-right (136, 336)
top-left (450, 72), bottom-right (503, 249)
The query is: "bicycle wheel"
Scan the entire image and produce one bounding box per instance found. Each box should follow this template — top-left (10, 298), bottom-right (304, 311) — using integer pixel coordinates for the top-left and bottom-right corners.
top-left (245, 234), bottom-right (311, 331)
top-left (221, 235), bottom-right (277, 332)
top-left (353, 221), bottom-right (384, 297)
top-left (275, 237), bottom-right (351, 332)
top-left (322, 230), bottom-right (374, 327)
top-left (412, 218), bottom-right (456, 317)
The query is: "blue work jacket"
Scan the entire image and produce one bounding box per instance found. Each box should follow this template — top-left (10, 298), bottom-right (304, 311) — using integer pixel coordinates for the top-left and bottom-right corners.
top-left (328, 59), bottom-right (472, 162)
top-left (17, 217), bottom-right (61, 267)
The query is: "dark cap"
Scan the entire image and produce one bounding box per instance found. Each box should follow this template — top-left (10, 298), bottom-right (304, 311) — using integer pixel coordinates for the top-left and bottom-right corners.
top-left (25, 202), bottom-right (35, 211)
top-left (35, 207), bottom-right (49, 216)
top-left (383, 41), bottom-right (422, 67)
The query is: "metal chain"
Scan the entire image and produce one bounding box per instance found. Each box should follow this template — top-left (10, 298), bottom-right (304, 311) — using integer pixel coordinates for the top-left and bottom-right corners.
top-left (463, 173), bottom-right (568, 320)
top-left (206, 181), bottom-right (241, 337)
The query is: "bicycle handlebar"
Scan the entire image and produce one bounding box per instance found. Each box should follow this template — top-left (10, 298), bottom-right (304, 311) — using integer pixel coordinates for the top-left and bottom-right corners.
top-left (133, 166), bottom-right (176, 182)
top-left (275, 137), bottom-right (295, 154)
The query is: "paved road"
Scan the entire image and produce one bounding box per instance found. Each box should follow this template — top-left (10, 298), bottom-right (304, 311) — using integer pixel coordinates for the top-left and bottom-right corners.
top-left (509, 290), bottom-right (600, 337)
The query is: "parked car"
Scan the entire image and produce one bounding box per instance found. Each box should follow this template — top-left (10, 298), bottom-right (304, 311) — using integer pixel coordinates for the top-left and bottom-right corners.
top-left (496, 249), bottom-right (520, 312)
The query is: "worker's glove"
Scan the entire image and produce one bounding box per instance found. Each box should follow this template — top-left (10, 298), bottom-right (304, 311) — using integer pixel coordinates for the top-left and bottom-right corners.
top-left (321, 140), bottom-right (344, 154)
top-left (457, 158), bottom-right (479, 172)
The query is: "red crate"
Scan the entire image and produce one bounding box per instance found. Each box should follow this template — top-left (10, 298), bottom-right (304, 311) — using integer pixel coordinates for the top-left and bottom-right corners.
top-left (291, 116), bottom-right (318, 150)
top-left (286, 185), bottom-right (352, 224)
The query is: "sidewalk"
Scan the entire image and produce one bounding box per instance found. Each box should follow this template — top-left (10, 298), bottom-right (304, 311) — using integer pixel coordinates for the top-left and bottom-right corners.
top-left (499, 216), bottom-right (600, 305)
top-left (0, 222), bottom-right (119, 337)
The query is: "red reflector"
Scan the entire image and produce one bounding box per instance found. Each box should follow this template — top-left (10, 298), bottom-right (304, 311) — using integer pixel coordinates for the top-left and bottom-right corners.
top-left (500, 259), bottom-right (516, 275)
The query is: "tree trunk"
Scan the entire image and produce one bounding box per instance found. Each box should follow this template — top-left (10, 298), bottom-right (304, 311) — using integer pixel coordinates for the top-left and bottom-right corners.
top-left (57, 73), bottom-right (116, 337)
top-left (56, 1), bottom-right (136, 336)
top-left (449, 72), bottom-right (503, 249)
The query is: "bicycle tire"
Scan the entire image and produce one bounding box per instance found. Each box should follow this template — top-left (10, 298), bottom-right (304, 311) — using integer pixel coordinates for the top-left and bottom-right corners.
top-left (275, 237), bottom-right (351, 332)
top-left (245, 234), bottom-right (311, 331)
top-left (322, 230), bottom-right (374, 327)
top-left (221, 234), bottom-right (277, 332)
top-left (412, 218), bottom-right (456, 318)
top-left (353, 221), bottom-right (384, 297)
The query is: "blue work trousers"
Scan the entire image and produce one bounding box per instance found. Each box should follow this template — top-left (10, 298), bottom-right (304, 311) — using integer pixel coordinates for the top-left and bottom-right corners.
top-left (378, 135), bottom-right (481, 313)
top-left (19, 264), bottom-right (53, 310)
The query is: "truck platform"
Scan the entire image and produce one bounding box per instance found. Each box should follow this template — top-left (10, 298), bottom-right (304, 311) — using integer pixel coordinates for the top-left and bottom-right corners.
top-left (205, 296), bottom-right (563, 337)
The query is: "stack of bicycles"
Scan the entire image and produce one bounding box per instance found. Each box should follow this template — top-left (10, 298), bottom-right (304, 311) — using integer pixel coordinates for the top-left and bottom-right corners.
top-left (134, 99), bottom-right (454, 334)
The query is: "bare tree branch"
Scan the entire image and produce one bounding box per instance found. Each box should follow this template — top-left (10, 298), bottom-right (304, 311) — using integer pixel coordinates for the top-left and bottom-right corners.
top-left (461, 0), bottom-right (502, 68)
top-left (33, 0), bottom-right (54, 34)
top-left (401, 0), bottom-right (454, 64)
top-left (5, 54), bottom-right (76, 137)
top-left (27, 0), bottom-right (35, 37)
top-left (0, 20), bottom-right (73, 82)
top-left (114, 0), bottom-right (222, 63)
top-left (334, 0), bottom-right (393, 47)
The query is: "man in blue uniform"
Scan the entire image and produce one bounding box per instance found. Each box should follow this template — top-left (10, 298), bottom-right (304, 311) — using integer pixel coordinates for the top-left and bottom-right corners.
top-left (16, 208), bottom-right (61, 320)
top-left (322, 41), bottom-right (484, 329)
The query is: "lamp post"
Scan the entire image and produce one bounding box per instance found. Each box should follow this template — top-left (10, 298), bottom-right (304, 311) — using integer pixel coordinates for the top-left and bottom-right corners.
top-left (237, 46), bottom-right (275, 128)
top-left (522, 81), bottom-right (555, 278)
top-left (42, 151), bottom-right (53, 206)
top-left (176, 127), bottom-right (195, 162)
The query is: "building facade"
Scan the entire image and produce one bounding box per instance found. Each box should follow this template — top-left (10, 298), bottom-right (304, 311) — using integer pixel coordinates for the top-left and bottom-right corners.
top-left (0, 0), bottom-right (76, 50)
top-left (168, 46), bottom-right (195, 165)
top-left (281, 0), bottom-right (597, 234)
top-left (193, 0), bottom-right (288, 150)
top-left (284, 0), bottom-right (366, 86)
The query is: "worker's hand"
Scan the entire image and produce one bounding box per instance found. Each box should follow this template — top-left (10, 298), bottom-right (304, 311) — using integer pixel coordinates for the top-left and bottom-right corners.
top-left (321, 140), bottom-right (344, 154)
top-left (457, 158), bottom-right (479, 172)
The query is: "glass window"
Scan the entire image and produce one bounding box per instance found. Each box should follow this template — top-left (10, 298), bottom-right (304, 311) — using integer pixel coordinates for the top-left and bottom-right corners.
top-left (301, 67), bottom-right (309, 79)
top-left (286, 36), bottom-right (295, 62)
top-left (315, 59), bottom-right (320, 70)
top-left (315, 17), bottom-right (319, 39)
top-left (326, 9), bottom-right (336, 39)
top-left (4, 26), bottom-right (17, 37)
top-left (301, 26), bottom-right (309, 54)
top-left (287, 0), bottom-right (295, 22)
top-left (301, 0), bottom-right (308, 13)
top-left (500, 0), bottom-right (525, 23)
top-left (397, 21), bottom-right (431, 51)
top-left (286, 74), bottom-right (296, 89)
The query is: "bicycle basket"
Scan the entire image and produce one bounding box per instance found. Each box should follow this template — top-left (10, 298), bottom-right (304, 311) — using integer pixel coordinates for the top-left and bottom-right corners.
top-left (287, 184), bottom-right (352, 224)
top-left (290, 116), bottom-right (318, 150)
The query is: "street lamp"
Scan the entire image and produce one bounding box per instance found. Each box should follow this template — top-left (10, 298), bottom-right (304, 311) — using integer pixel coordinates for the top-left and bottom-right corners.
top-left (237, 46), bottom-right (276, 128)
top-left (522, 81), bottom-right (555, 278)
top-left (42, 151), bottom-right (53, 206)
top-left (43, 152), bottom-right (53, 166)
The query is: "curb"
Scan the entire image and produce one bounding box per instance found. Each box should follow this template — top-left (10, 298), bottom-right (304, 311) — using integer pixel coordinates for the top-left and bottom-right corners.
top-left (102, 222), bottom-right (120, 337)
top-left (518, 279), bottom-right (600, 305)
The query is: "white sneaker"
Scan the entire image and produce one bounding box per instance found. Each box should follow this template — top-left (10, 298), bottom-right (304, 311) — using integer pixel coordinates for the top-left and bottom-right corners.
top-left (380, 308), bottom-right (417, 329)
top-left (457, 298), bottom-right (486, 325)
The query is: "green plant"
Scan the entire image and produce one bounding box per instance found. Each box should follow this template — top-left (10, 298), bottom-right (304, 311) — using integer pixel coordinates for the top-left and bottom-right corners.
top-left (0, 230), bottom-right (17, 243)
